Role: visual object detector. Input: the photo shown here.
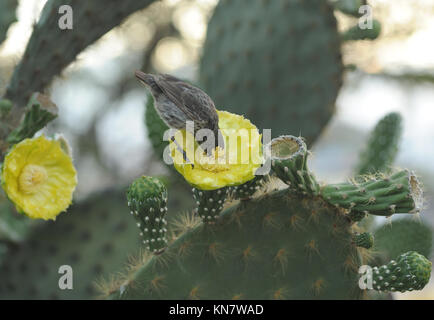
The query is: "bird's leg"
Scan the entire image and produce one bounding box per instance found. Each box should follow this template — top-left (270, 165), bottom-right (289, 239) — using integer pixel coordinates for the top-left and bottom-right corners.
top-left (170, 136), bottom-right (194, 169)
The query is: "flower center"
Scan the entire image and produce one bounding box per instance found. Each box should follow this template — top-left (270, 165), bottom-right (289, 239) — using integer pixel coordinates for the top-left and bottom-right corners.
top-left (18, 164), bottom-right (48, 194)
top-left (197, 147), bottom-right (231, 173)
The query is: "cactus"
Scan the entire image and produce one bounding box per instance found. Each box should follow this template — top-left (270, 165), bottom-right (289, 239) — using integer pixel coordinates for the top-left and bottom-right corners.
top-left (332, 0), bottom-right (366, 17)
top-left (199, 0), bottom-right (344, 144)
top-left (145, 94), bottom-right (169, 162)
top-left (3, 0), bottom-right (157, 130)
top-left (374, 219), bottom-right (433, 261)
top-left (6, 93), bottom-right (58, 145)
top-left (0, 0), bottom-right (17, 46)
top-left (0, 190), bottom-right (141, 299)
top-left (342, 20), bottom-right (381, 41)
top-left (370, 251), bottom-right (431, 293)
top-left (102, 133), bottom-right (429, 300)
top-left (352, 232), bottom-right (374, 249)
top-left (356, 112), bottom-right (403, 176)
top-left (127, 176), bottom-right (169, 254)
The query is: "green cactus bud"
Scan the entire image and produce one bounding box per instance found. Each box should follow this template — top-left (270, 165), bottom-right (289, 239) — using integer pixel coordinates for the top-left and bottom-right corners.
top-left (371, 251), bottom-right (431, 292)
top-left (271, 136), bottom-right (319, 196)
top-left (352, 232), bottom-right (374, 249)
top-left (127, 176), bottom-right (168, 254)
top-left (356, 112), bottom-right (403, 175)
top-left (0, 0), bottom-right (18, 45)
top-left (192, 187), bottom-right (229, 224)
top-left (342, 20), bottom-right (381, 41)
top-left (321, 170), bottom-right (423, 217)
top-left (7, 93), bottom-right (58, 145)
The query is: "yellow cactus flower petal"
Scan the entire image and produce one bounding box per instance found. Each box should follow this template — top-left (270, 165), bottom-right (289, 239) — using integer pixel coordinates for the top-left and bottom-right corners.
top-left (169, 110), bottom-right (263, 190)
top-left (1, 135), bottom-right (77, 220)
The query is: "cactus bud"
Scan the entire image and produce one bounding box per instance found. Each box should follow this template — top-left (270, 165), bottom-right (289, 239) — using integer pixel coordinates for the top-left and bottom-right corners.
top-left (127, 176), bottom-right (168, 254)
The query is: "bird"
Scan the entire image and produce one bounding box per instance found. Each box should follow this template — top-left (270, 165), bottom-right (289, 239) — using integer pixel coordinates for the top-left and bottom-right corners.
top-left (135, 71), bottom-right (225, 166)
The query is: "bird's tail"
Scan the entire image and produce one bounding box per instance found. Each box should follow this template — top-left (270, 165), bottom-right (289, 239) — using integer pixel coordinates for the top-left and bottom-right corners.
top-left (135, 71), bottom-right (157, 87)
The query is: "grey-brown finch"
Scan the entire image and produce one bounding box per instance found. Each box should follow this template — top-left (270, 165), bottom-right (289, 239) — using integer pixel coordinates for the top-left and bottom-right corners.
top-left (135, 72), bottom-right (225, 161)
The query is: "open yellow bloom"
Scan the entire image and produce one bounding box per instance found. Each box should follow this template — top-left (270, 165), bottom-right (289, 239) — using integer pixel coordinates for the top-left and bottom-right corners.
top-left (170, 110), bottom-right (263, 190)
top-left (1, 135), bottom-right (77, 220)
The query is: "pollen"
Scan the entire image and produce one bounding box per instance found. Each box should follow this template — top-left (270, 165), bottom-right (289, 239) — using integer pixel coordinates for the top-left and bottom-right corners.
top-left (197, 146), bottom-right (230, 173)
top-left (18, 164), bottom-right (48, 194)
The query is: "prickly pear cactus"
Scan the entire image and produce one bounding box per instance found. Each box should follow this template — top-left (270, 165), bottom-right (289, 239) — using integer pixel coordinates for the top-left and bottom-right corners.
top-left (105, 136), bottom-right (430, 300)
top-left (3, 0), bottom-right (157, 125)
top-left (0, 190), bottom-right (141, 299)
top-left (145, 94), bottom-right (169, 162)
top-left (200, 0), bottom-right (344, 144)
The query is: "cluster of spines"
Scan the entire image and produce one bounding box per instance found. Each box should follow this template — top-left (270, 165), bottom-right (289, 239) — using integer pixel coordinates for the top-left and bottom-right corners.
top-left (270, 135), bottom-right (319, 196)
top-left (321, 170), bottom-right (423, 218)
top-left (371, 251), bottom-right (431, 292)
top-left (127, 176), bottom-right (168, 254)
top-left (192, 187), bottom-right (229, 223)
top-left (352, 232), bottom-right (374, 249)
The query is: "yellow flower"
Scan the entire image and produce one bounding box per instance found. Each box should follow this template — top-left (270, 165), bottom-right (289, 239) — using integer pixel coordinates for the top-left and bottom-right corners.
top-left (170, 110), bottom-right (263, 190)
top-left (1, 135), bottom-right (77, 220)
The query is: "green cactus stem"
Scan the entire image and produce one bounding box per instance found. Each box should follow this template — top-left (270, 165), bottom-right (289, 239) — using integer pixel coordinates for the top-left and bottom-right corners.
top-left (271, 135), bottom-right (319, 196)
top-left (192, 187), bottom-right (229, 224)
top-left (342, 20), bottom-right (381, 41)
top-left (370, 251), bottom-right (431, 293)
top-left (352, 232), bottom-right (374, 249)
top-left (321, 170), bottom-right (423, 217)
top-left (6, 93), bottom-right (58, 145)
top-left (356, 112), bottom-right (403, 175)
top-left (127, 176), bottom-right (169, 254)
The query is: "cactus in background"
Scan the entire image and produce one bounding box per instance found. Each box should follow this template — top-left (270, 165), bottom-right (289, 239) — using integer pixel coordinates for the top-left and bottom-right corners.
top-left (342, 19), bottom-right (381, 41)
top-left (332, 0), bottom-right (366, 17)
top-left (200, 0), bottom-right (382, 145)
top-left (356, 112), bottom-right (403, 176)
top-left (2, 0), bottom-right (157, 134)
top-left (200, 0), bottom-right (344, 144)
top-left (145, 94), bottom-right (169, 163)
top-left (374, 219), bottom-right (433, 262)
top-left (103, 133), bottom-right (429, 300)
top-left (0, 190), bottom-right (141, 299)
top-left (0, 0), bottom-right (17, 46)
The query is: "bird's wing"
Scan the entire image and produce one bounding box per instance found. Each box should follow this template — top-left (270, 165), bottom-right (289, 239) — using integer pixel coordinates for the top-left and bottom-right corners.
top-left (156, 76), bottom-right (214, 126)
top-left (155, 76), bottom-right (198, 121)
